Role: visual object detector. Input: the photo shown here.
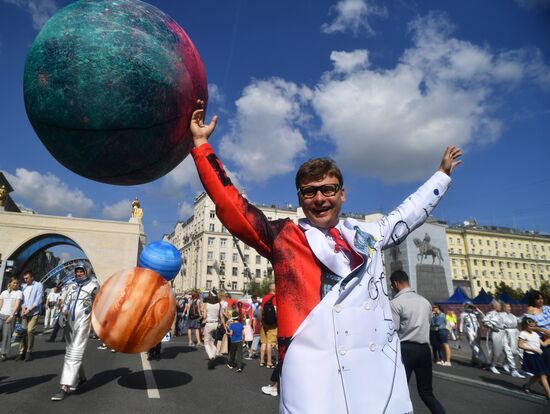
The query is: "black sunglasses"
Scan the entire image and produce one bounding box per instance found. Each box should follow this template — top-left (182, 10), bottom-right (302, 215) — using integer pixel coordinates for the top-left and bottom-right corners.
top-left (298, 183), bottom-right (341, 199)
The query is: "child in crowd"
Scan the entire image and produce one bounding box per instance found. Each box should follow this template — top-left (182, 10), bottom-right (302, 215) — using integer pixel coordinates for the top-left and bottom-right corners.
top-left (518, 317), bottom-right (550, 399)
top-left (226, 311), bottom-right (244, 372)
top-left (243, 317), bottom-right (254, 359)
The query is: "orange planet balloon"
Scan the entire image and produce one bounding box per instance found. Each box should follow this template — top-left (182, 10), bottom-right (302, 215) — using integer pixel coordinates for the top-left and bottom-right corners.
top-left (92, 267), bottom-right (176, 353)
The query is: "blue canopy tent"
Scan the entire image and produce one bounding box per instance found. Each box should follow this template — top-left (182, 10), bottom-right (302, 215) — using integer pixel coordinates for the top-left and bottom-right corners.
top-left (498, 291), bottom-right (520, 304)
top-left (519, 292), bottom-right (530, 305)
top-left (472, 288), bottom-right (493, 305)
top-left (437, 287), bottom-right (471, 304)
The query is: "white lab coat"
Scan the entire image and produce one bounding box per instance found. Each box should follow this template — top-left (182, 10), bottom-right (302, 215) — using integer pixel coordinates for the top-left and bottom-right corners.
top-left (280, 171), bottom-right (451, 414)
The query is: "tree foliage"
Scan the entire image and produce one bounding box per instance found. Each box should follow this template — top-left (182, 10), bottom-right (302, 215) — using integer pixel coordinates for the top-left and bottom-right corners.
top-left (247, 277), bottom-right (274, 297)
top-left (492, 281), bottom-right (525, 301)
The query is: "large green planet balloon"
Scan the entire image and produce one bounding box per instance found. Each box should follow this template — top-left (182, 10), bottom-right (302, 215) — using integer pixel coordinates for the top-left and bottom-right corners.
top-left (23, 0), bottom-right (207, 185)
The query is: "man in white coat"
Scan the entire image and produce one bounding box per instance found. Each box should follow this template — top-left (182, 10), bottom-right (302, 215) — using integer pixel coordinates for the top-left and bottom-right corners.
top-left (190, 103), bottom-right (462, 414)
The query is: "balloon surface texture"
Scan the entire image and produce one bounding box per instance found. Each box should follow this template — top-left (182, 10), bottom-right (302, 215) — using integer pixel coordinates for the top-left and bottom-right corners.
top-left (138, 240), bottom-right (183, 281)
top-left (23, 0), bottom-right (208, 185)
top-left (92, 267), bottom-right (176, 353)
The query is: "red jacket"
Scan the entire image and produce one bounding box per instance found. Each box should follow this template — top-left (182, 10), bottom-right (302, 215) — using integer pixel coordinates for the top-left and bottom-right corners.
top-left (192, 143), bottom-right (328, 361)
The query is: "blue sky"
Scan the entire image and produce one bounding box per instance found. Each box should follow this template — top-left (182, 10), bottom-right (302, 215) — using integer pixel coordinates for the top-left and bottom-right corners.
top-left (1, 0), bottom-right (549, 259)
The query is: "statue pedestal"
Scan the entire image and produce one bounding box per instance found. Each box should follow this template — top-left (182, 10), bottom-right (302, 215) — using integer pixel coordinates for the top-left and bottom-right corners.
top-left (416, 264), bottom-right (448, 303)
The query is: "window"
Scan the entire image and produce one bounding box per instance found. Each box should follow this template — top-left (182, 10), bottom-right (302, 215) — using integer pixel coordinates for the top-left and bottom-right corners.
top-left (207, 251), bottom-right (213, 260)
top-left (221, 226), bottom-right (227, 233)
top-left (209, 210), bottom-right (216, 218)
top-left (476, 281), bottom-right (481, 287)
top-left (453, 269), bottom-right (458, 276)
top-left (207, 265), bottom-right (213, 275)
top-left (220, 238), bottom-right (227, 247)
top-left (244, 255), bottom-right (249, 264)
top-left (209, 224), bottom-right (215, 232)
top-left (256, 255), bottom-right (261, 265)
top-left (474, 259), bottom-right (478, 265)
top-left (231, 282), bottom-right (237, 290)
top-left (482, 260), bottom-right (486, 266)
top-left (206, 280), bottom-right (212, 289)
top-left (232, 253), bottom-right (238, 262)
top-left (208, 237), bottom-right (214, 246)
top-left (486, 240), bottom-right (490, 246)
top-left (232, 267), bottom-right (238, 276)
top-left (452, 259), bottom-right (457, 265)
top-left (256, 269), bottom-right (261, 278)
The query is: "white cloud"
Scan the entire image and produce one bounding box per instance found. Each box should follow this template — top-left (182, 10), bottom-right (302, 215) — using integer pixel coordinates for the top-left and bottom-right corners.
top-left (178, 202), bottom-right (194, 220)
top-left (322, 0), bottom-right (387, 36)
top-left (208, 83), bottom-right (225, 106)
top-left (311, 12), bottom-right (545, 182)
top-left (2, 0), bottom-right (58, 30)
top-left (219, 78), bottom-right (311, 183)
top-left (330, 50), bottom-right (370, 74)
top-left (162, 157), bottom-right (201, 193)
top-left (3, 168), bottom-right (94, 215)
top-left (102, 199), bottom-right (131, 220)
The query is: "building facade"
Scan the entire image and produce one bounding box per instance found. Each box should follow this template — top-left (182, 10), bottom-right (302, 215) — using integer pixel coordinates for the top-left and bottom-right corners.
top-left (447, 222), bottom-right (550, 297)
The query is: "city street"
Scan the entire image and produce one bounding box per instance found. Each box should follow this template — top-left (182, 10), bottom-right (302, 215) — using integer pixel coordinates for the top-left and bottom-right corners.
top-left (1, 329), bottom-right (548, 413)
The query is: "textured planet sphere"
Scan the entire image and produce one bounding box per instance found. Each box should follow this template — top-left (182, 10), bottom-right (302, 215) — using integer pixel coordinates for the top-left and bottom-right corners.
top-left (92, 267), bottom-right (176, 353)
top-left (138, 240), bottom-right (183, 281)
top-left (23, 0), bottom-right (207, 185)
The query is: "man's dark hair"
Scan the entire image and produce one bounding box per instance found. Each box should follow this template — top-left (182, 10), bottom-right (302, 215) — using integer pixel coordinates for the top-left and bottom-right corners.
top-left (295, 158), bottom-right (343, 189)
top-left (390, 270), bottom-right (409, 284)
top-left (526, 290), bottom-right (544, 307)
top-left (22, 270), bottom-right (33, 278)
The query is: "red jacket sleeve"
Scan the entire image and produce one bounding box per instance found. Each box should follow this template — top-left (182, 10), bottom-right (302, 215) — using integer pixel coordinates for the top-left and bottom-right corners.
top-left (191, 143), bottom-right (274, 259)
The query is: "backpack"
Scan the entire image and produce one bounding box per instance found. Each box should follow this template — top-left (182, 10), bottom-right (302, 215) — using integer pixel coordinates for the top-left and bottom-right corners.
top-left (262, 297), bottom-right (277, 325)
top-left (189, 300), bottom-right (200, 320)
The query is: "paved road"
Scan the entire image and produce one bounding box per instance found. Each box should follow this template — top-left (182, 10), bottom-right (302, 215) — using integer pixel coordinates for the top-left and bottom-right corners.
top-left (1, 330), bottom-right (548, 413)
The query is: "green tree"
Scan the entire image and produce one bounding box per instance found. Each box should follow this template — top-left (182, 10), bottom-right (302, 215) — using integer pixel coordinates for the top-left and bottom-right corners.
top-left (247, 278), bottom-right (274, 297)
top-left (538, 281), bottom-right (550, 303)
top-left (494, 281), bottom-right (524, 301)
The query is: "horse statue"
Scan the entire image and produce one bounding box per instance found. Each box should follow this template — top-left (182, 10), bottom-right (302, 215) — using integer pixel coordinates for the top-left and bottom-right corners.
top-left (413, 237), bottom-right (443, 265)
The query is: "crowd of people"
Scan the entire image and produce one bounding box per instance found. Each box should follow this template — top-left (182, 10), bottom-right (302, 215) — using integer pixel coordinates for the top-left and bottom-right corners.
top-left (173, 283), bottom-right (280, 393)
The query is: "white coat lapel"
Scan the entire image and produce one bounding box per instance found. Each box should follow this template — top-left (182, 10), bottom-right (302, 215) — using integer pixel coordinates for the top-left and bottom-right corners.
top-left (298, 219), bottom-right (353, 276)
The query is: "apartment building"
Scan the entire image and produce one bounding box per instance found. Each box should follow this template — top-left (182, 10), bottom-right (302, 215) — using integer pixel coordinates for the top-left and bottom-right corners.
top-left (447, 222), bottom-right (550, 297)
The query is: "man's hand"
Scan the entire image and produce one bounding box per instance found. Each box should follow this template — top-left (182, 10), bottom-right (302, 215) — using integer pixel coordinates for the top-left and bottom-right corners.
top-left (438, 145), bottom-right (462, 176)
top-left (190, 99), bottom-right (218, 147)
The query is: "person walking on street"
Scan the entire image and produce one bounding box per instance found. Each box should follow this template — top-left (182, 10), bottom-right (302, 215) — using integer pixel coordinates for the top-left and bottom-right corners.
top-left (202, 290), bottom-right (223, 369)
top-left (51, 263), bottom-right (99, 401)
top-left (18, 270), bottom-right (44, 361)
top-left (260, 283), bottom-right (277, 369)
top-left (0, 276), bottom-right (23, 361)
top-left (390, 270), bottom-right (446, 414)
top-left (431, 305), bottom-right (451, 366)
top-left (459, 303), bottom-right (487, 367)
top-left (483, 300), bottom-right (507, 374)
top-left (45, 286), bottom-right (61, 329)
top-left (501, 303), bottom-right (524, 378)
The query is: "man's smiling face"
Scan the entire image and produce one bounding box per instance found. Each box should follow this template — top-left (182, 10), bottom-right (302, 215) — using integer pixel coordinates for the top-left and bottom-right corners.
top-left (299, 175), bottom-right (345, 229)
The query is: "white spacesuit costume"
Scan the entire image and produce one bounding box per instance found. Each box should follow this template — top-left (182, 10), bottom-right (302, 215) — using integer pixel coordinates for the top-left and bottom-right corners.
top-left (459, 305), bottom-right (486, 366)
top-left (52, 263), bottom-right (99, 400)
top-left (501, 309), bottom-right (524, 377)
top-left (482, 304), bottom-right (506, 373)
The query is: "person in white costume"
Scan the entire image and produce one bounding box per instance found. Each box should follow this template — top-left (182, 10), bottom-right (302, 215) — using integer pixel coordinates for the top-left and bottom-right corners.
top-left (482, 300), bottom-right (507, 374)
top-left (501, 303), bottom-right (524, 378)
top-left (190, 103), bottom-right (462, 414)
top-left (459, 303), bottom-right (487, 367)
top-left (51, 263), bottom-right (99, 401)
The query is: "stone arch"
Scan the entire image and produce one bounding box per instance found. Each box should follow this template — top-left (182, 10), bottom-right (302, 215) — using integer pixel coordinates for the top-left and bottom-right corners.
top-left (7, 232), bottom-right (88, 274)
